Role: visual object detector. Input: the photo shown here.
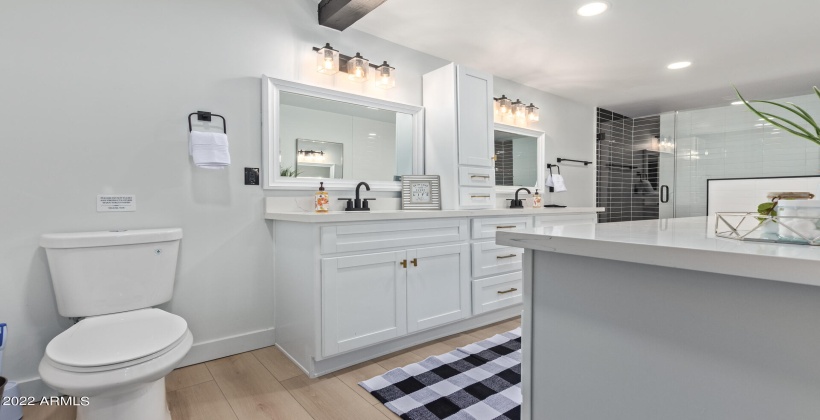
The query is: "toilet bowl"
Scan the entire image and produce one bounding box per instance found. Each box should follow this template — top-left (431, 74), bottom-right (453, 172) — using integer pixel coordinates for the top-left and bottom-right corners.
top-left (39, 228), bottom-right (190, 420)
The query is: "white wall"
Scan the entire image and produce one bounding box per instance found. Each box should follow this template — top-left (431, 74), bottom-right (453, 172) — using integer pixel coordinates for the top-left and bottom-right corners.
top-left (668, 94), bottom-right (820, 217)
top-left (0, 0), bottom-right (596, 395)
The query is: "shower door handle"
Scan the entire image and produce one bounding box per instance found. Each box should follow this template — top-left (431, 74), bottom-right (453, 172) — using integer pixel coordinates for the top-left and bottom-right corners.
top-left (660, 185), bottom-right (669, 203)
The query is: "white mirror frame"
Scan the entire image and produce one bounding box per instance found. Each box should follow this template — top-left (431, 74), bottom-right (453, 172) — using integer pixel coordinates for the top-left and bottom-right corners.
top-left (262, 76), bottom-right (425, 191)
top-left (492, 123), bottom-right (546, 194)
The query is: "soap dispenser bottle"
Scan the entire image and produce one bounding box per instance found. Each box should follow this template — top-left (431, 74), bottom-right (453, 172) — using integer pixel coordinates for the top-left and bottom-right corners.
top-left (315, 182), bottom-right (329, 213)
top-left (532, 189), bottom-right (542, 208)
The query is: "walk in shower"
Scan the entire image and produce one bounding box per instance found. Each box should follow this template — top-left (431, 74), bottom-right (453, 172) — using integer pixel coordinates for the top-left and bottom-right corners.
top-left (596, 92), bottom-right (820, 223)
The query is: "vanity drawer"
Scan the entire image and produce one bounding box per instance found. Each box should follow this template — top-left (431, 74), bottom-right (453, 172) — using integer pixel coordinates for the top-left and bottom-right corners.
top-left (458, 166), bottom-right (494, 187)
top-left (471, 216), bottom-right (532, 239)
top-left (321, 219), bottom-right (469, 254)
top-left (471, 241), bottom-right (523, 278)
top-left (472, 271), bottom-right (522, 314)
top-left (459, 187), bottom-right (496, 209)
top-left (533, 213), bottom-right (597, 228)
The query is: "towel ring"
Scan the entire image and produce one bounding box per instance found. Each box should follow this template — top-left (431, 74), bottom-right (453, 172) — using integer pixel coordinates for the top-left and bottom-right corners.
top-left (188, 111), bottom-right (226, 134)
top-left (546, 163), bottom-right (560, 175)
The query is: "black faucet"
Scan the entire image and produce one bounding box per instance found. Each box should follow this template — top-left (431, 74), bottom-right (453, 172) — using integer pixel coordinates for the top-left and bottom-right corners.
top-left (507, 187), bottom-right (531, 209)
top-left (338, 182), bottom-right (376, 211)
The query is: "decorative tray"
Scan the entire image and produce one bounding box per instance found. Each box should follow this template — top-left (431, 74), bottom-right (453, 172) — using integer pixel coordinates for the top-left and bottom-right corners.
top-left (715, 212), bottom-right (820, 246)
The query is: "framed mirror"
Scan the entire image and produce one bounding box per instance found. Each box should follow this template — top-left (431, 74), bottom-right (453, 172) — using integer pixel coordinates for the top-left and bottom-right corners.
top-left (493, 123), bottom-right (545, 193)
top-left (263, 76), bottom-right (424, 190)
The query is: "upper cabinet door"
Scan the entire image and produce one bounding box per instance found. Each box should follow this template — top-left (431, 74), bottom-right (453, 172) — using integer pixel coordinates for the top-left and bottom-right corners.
top-left (456, 66), bottom-right (494, 168)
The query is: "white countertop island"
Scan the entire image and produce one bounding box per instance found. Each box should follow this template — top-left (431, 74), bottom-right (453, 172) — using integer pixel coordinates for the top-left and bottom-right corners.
top-left (498, 217), bottom-right (820, 420)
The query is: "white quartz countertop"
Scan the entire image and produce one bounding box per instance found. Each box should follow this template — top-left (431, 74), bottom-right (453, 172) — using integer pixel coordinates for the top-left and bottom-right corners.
top-left (265, 207), bottom-right (604, 223)
top-left (497, 216), bottom-right (820, 287)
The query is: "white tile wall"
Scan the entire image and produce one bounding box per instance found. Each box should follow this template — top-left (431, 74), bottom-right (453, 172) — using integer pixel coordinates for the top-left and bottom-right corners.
top-left (668, 93), bottom-right (820, 217)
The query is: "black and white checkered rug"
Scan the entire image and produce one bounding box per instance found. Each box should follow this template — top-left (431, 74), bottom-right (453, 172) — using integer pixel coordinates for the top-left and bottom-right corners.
top-left (359, 328), bottom-right (522, 420)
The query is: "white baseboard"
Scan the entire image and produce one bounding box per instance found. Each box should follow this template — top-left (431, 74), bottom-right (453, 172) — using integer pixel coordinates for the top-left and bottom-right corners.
top-left (16, 327), bottom-right (276, 398)
top-left (178, 327), bottom-right (276, 367)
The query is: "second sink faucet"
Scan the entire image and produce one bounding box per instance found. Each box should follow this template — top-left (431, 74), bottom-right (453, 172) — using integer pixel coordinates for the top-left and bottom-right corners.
top-left (507, 187), bottom-right (531, 209)
top-left (355, 182), bottom-right (370, 209)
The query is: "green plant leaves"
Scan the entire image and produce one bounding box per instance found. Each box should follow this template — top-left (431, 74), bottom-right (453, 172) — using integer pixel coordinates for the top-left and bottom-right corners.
top-left (734, 86), bottom-right (820, 146)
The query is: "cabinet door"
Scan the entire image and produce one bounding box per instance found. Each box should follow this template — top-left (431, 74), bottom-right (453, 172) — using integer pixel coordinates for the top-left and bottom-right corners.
top-left (456, 66), bottom-right (494, 167)
top-left (406, 244), bottom-right (470, 332)
top-left (322, 251), bottom-right (407, 357)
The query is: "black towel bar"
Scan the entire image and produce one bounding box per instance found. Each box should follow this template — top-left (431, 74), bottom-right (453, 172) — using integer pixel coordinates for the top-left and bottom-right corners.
top-left (188, 111), bottom-right (227, 134)
top-left (557, 157), bottom-right (592, 166)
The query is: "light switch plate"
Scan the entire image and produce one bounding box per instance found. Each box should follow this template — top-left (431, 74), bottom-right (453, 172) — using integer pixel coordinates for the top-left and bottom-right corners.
top-left (245, 168), bottom-right (260, 185)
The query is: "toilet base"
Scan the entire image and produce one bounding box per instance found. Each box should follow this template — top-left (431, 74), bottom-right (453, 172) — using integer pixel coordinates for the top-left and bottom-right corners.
top-left (77, 378), bottom-right (170, 420)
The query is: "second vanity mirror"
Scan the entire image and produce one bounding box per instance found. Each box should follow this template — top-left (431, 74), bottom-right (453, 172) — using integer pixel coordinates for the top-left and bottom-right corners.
top-left (493, 123), bottom-right (545, 193)
top-left (263, 76), bottom-right (424, 190)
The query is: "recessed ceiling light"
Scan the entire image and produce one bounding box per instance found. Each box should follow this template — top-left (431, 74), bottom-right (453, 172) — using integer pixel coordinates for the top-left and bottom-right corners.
top-left (577, 2), bottom-right (609, 16)
top-left (667, 61), bottom-right (692, 70)
top-left (731, 101), bottom-right (744, 105)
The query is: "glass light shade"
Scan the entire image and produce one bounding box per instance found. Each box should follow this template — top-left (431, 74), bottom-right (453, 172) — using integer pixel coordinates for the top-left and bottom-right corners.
top-left (315, 43), bottom-right (339, 75)
top-left (375, 61), bottom-right (396, 89)
top-left (512, 99), bottom-right (526, 119)
top-left (526, 103), bottom-right (540, 122)
top-left (347, 53), bottom-right (369, 82)
top-left (497, 95), bottom-right (512, 116)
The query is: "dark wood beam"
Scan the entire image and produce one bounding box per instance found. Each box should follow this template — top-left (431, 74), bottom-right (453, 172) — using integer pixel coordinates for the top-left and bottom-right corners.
top-left (318, 0), bottom-right (387, 31)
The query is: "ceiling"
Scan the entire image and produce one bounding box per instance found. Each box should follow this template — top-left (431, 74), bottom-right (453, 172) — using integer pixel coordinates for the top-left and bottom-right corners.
top-left (352, 0), bottom-right (820, 117)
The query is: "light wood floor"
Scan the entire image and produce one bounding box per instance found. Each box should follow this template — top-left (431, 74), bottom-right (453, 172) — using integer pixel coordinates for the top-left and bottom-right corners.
top-left (24, 317), bottom-right (521, 420)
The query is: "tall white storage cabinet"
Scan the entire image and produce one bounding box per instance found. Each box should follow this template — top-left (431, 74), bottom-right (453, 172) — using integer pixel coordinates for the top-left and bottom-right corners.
top-left (424, 63), bottom-right (496, 209)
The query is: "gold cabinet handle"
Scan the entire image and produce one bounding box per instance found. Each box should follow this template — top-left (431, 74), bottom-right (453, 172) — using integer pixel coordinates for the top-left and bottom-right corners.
top-left (496, 254), bottom-right (517, 259)
top-left (400, 259), bottom-right (407, 268)
top-left (496, 225), bottom-right (517, 229)
top-left (471, 175), bottom-right (490, 179)
top-left (410, 258), bottom-right (418, 267)
top-left (492, 154), bottom-right (497, 161)
top-left (471, 195), bottom-right (491, 198)
top-left (497, 288), bottom-right (518, 294)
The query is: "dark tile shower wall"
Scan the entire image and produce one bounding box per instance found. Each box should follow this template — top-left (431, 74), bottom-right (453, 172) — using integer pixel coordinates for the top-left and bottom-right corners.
top-left (596, 108), bottom-right (661, 223)
top-left (495, 140), bottom-right (514, 186)
top-left (632, 116), bottom-right (661, 221)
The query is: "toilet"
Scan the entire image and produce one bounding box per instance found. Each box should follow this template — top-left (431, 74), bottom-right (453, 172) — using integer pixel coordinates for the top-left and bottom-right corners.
top-left (38, 228), bottom-right (192, 420)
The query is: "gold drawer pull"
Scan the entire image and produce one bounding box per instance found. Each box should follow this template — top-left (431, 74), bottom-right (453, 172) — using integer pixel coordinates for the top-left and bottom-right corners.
top-left (400, 259), bottom-right (407, 268)
top-left (471, 195), bottom-right (491, 198)
top-left (471, 175), bottom-right (490, 179)
top-left (497, 288), bottom-right (518, 294)
top-left (496, 254), bottom-right (517, 259)
top-left (410, 258), bottom-right (418, 267)
top-left (496, 225), bottom-right (517, 229)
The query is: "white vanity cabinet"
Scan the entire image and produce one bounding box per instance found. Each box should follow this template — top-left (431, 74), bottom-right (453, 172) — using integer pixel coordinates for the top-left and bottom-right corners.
top-left (424, 63), bottom-right (496, 209)
top-left (270, 208), bottom-right (601, 378)
top-left (321, 242), bottom-right (470, 357)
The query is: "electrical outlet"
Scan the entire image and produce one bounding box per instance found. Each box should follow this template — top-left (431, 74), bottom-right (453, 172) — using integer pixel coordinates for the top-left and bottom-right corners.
top-left (244, 168), bottom-right (260, 185)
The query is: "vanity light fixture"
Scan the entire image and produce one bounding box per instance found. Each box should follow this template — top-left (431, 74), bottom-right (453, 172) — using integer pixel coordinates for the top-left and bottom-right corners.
top-left (577, 2), bottom-right (609, 17)
top-left (667, 61), bottom-right (692, 70)
top-left (312, 44), bottom-right (398, 87)
top-left (526, 103), bottom-right (540, 122)
top-left (315, 43), bottom-right (340, 74)
top-left (347, 52), bottom-right (369, 82)
top-left (375, 61), bottom-right (396, 89)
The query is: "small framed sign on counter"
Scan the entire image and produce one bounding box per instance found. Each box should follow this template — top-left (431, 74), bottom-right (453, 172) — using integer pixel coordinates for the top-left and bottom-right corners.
top-left (401, 175), bottom-right (441, 210)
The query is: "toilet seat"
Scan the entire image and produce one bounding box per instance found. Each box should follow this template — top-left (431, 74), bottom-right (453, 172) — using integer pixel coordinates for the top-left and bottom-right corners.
top-left (45, 308), bottom-right (187, 373)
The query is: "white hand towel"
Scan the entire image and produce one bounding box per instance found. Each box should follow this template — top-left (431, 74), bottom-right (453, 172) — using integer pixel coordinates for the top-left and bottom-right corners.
top-left (190, 131), bottom-right (230, 169)
top-left (547, 174), bottom-right (567, 192)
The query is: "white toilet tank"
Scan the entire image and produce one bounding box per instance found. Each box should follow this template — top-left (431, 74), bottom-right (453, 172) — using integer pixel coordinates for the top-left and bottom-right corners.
top-left (40, 228), bottom-right (183, 317)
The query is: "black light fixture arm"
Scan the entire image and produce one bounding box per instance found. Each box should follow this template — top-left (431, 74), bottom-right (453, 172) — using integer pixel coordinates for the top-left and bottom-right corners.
top-left (312, 46), bottom-right (382, 70)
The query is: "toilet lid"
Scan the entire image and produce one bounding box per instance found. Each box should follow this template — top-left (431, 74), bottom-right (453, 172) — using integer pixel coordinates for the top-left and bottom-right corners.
top-left (46, 308), bottom-right (188, 368)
